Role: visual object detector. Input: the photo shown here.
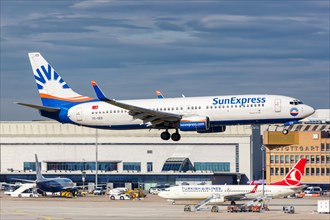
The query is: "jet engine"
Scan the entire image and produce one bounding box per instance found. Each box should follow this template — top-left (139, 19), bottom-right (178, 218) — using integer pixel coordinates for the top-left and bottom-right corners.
top-left (179, 116), bottom-right (210, 131)
top-left (197, 125), bottom-right (226, 133)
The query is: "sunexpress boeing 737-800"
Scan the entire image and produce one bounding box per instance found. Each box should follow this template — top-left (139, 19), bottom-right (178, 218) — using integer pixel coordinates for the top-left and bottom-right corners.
top-left (17, 53), bottom-right (315, 141)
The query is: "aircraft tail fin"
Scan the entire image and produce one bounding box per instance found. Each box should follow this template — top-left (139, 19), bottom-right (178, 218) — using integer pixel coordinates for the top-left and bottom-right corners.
top-left (271, 158), bottom-right (306, 186)
top-left (35, 154), bottom-right (45, 181)
top-left (28, 52), bottom-right (94, 107)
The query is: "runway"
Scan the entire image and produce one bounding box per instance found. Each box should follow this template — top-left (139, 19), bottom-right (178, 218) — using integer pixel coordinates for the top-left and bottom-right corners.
top-left (1, 192), bottom-right (329, 220)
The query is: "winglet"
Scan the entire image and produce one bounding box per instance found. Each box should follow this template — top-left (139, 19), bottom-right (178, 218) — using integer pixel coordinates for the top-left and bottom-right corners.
top-left (91, 80), bottom-right (110, 101)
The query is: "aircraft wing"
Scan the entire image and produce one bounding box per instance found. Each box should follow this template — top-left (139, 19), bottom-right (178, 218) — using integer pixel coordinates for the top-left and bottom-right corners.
top-left (11, 178), bottom-right (36, 183)
top-left (91, 81), bottom-right (182, 127)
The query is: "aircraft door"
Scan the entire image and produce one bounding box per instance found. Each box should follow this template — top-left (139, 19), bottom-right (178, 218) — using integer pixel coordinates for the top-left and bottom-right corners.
top-left (274, 99), bottom-right (281, 112)
top-left (76, 107), bottom-right (82, 121)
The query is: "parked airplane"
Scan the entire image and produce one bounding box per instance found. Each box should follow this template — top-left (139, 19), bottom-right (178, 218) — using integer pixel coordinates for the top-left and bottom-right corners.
top-left (17, 53), bottom-right (315, 141)
top-left (12, 154), bottom-right (78, 196)
top-left (158, 158), bottom-right (307, 205)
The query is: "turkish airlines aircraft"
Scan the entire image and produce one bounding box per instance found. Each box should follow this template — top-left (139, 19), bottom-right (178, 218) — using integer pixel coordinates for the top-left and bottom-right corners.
top-left (17, 53), bottom-right (315, 141)
top-left (158, 158), bottom-right (307, 204)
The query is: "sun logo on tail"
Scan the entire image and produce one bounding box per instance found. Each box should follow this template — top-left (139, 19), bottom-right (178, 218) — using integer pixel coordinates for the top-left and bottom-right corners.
top-left (34, 64), bottom-right (69, 90)
top-left (284, 168), bottom-right (302, 186)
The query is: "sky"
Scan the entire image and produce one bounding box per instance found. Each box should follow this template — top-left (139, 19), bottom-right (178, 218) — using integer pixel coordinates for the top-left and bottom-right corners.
top-left (1, 0), bottom-right (329, 121)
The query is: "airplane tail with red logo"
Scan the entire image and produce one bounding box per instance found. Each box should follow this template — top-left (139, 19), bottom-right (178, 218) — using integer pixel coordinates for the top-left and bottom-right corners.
top-left (271, 158), bottom-right (306, 186)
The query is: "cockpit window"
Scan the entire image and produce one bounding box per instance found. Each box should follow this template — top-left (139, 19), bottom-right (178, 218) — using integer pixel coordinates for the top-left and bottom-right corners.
top-left (290, 100), bottom-right (304, 105)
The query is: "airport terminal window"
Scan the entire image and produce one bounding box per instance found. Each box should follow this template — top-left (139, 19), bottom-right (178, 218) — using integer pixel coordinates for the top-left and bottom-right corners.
top-left (23, 162), bottom-right (41, 171)
top-left (327, 144), bottom-right (330, 151)
top-left (270, 168), bottom-right (274, 175)
top-left (147, 162), bottom-right (153, 172)
top-left (275, 155), bottom-right (279, 163)
top-left (306, 155), bottom-right (310, 163)
top-left (285, 155), bottom-right (289, 163)
top-left (316, 155), bottom-right (320, 163)
top-left (280, 155), bottom-right (284, 163)
top-left (194, 162), bottom-right (230, 172)
top-left (270, 155), bottom-right (274, 163)
top-left (46, 162), bottom-right (117, 171)
top-left (321, 143), bottom-right (325, 151)
top-left (290, 155), bottom-right (294, 163)
top-left (280, 168), bottom-right (284, 175)
top-left (327, 168), bottom-right (330, 176)
top-left (311, 155), bottom-right (315, 164)
top-left (321, 156), bottom-right (325, 164)
top-left (316, 168), bottom-right (320, 176)
top-left (295, 155), bottom-right (299, 162)
top-left (123, 162), bottom-right (141, 172)
top-left (326, 156), bottom-right (330, 164)
top-left (321, 168), bottom-right (325, 176)
top-left (311, 168), bottom-right (315, 176)
top-left (275, 168), bottom-right (279, 175)
top-left (306, 168), bottom-right (309, 176)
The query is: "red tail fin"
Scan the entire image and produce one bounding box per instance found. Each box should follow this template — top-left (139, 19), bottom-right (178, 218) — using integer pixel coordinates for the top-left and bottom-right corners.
top-left (250, 184), bottom-right (258, 193)
top-left (271, 158), bottom-right (306, 186)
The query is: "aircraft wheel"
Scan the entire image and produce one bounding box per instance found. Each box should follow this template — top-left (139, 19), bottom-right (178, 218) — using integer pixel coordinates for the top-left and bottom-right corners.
top-left (231, 201), bottom-right (236, 205)
top-left (161, 131), bottom-right (171, 140)
top-left (171, 132), bottom-right (181, 141)
top-left (18, 194), bottom-right (22, 198)
top-left (110, 196), bottom-right (115, 200)
top-left (211, 205), bottom-right (219, 212)
top-left (282, 129), bottom-right (289, 135)
top-left (120, 196), bottom-right (124, 200)
top-left (184, 205), bottom-right (191, 212)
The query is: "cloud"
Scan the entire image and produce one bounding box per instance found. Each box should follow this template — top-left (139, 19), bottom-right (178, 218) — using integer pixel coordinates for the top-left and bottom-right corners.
top-left (0, 0), bottom-right (329, 121)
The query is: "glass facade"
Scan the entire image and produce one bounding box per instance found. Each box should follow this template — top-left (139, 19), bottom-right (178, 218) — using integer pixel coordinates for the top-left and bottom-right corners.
top-left (162, 158), bottom-right (195, 172)
top-left (123, 162), bottom-right (141, 172)
top-left (23, 162), bottom-right (41, 171)
top-left (46, 162), bottom-right (118, 171)
top-left (194, 162), bottom-right (230, 172)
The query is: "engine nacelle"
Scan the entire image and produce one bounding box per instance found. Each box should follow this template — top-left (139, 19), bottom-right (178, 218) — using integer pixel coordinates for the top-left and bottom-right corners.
top-left (197, 125), bottom-right (226, 133)
top-left (179, 116), bottom-right (210, 131)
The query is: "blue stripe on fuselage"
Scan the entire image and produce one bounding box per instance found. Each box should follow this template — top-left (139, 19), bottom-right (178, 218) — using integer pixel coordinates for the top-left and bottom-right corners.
top-left (86, 118), bottom-right (303, 130)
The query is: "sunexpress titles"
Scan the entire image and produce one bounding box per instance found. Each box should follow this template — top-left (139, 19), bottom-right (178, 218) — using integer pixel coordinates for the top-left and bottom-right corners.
top-left (212, 96), bottom-right (266, 106)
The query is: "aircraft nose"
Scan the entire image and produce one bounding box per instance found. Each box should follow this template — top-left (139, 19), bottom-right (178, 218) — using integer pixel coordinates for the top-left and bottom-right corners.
top-left (158, 191), bottom-right (165, 198)
top-left (304, 105), bottom-right (315, 117)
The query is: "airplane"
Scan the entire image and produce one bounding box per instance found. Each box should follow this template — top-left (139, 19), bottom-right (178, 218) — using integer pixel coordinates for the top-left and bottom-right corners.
top-left (12, 154), bottom-right (78, 196)
top-left (158, 158), bottom-right (307, 205)
top-left (17, 52), bottom-right (315, 141)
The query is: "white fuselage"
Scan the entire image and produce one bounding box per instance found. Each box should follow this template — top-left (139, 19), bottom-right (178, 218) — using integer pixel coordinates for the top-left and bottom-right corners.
top-left (66, 94), bottom-right (314, 129)
top-left (158, 185), bottom-right (299, 201)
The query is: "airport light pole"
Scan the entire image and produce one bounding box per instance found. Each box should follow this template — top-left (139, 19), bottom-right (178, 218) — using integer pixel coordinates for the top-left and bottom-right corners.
top-left (95, 129), bottom-right (98, 188)
top-left (82, 171), bottom-right (86, 192)
top-left (261, 145), bottom-right (266, 196)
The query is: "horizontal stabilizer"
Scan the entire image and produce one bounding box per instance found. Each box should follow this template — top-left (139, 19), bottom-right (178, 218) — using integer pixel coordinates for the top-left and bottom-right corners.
top-left (16, 102), bottom-right (60, 112)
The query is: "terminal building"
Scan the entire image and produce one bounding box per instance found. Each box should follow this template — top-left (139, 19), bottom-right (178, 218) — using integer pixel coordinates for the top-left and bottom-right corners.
top-left (0, 121), bottom-right (262, 189)
top-left (1, 109), bottom-right (329, 190)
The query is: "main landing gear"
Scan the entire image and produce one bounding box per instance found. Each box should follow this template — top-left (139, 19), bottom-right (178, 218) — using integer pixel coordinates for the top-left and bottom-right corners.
top-left (161, 129), bottom-right (181, 141)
